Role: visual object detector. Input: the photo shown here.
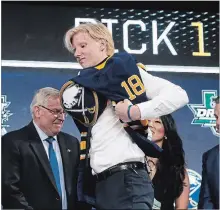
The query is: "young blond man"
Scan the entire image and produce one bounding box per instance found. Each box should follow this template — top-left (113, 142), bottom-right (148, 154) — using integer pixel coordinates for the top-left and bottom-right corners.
top-left (62, 22), bottom-right (189, 210)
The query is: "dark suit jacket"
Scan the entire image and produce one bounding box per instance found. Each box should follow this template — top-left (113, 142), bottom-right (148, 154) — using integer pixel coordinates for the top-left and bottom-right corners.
top-left (198, 144), bottom-right (219, 209)
top-left (2, 121), bottom-right (80, 210)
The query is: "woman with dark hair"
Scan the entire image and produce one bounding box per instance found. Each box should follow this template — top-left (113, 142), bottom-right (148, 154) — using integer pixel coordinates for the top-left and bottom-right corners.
top-left (146, 114), bottom-right (190, 209)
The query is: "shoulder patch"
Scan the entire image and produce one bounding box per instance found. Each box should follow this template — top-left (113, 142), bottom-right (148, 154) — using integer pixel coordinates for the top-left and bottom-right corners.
top-left (59, 80), bottom-right (75, 109)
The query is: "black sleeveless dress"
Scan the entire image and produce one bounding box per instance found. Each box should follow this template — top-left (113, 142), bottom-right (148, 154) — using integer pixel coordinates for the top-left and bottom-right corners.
top-left (152, 171), bottom-right (175, 210)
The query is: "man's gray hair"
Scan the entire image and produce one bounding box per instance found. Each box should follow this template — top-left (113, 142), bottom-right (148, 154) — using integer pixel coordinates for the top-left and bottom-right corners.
top-left (30, 87), bottom-right (60, 116)
top-left (213, 96), bottom-right (220, 104)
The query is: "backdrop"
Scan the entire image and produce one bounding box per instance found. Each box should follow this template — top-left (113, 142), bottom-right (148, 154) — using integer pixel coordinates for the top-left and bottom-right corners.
top-left (2, 2), bottom-right (219, 209)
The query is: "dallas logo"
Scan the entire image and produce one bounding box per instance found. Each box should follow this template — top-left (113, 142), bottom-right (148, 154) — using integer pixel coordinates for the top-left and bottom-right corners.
top-left (1, 95), bottom-right (13, 136)
top-left (187, 90), bottom-right (219, 137)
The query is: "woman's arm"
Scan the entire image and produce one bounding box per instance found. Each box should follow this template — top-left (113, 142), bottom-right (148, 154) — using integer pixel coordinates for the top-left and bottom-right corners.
top-left (175, 169), bottom-right (190, 209)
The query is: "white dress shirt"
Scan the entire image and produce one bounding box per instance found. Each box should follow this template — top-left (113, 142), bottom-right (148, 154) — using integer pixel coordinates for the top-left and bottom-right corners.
top-left (33, 121), bottom-right (67, 209)
top-left (90, 67), bottom-right (189, 174)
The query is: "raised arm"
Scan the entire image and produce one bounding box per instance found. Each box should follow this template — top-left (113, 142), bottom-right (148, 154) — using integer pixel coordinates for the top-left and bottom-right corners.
top-left (115, 69), bottom-right (189, 122)
top-left (136, 69), bottom-right (189, 119)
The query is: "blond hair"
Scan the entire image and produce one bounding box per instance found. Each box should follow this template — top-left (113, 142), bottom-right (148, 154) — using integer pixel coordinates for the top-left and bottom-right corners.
top-left (30, 87), bottom-right (60, 117)
top-left (64, 22), bottom-right (115, 56)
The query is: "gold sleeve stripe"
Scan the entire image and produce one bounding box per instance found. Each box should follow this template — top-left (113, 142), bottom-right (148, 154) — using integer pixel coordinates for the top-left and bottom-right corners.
top-left (80, 141), bottom-right (86, 150)
top-left (60, 80), bottom-right (74, 97)
top-left (111, 101), bottom-right (116, 107)
top-left (136, 63), bottom-right (148, 127)
top-left (137, 63), bottom-right (147, 72)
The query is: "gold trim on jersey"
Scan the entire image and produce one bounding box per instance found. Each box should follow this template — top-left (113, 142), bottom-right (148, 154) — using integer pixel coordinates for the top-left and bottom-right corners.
top-left (95, 55), bottom-right (113, 70)
top-left (59, 80), bottom-right (74, 110)
top-left (59, 80), bottom-right (100, 127)
top-left (137, 63), bottom-right (147, 72)
top-left (80, 141), bottom-right (86, 150)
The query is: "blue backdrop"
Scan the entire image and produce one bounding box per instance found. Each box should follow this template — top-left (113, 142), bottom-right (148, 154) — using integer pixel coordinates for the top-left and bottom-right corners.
top-left (2, 67), bottom-right (218, 208)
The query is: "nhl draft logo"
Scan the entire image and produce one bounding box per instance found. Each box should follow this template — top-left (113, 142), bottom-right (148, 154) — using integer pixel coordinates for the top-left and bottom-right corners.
top-left (187, 169), bottom-right (202, 209)
top-left (187, 90), bottom-right (219, 137)
top-left (1, 95), bottom-right (13, 136)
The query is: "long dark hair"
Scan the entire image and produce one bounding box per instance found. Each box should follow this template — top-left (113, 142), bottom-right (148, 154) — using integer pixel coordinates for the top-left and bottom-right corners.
top-left (156, 114), bottom-right (186, 200)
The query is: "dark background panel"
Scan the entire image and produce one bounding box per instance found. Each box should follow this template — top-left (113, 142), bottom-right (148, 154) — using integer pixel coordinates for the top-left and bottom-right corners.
top-left (3, 1), bottom-right (219, 12)
top-left (2, 1), bottom-right (219, 66)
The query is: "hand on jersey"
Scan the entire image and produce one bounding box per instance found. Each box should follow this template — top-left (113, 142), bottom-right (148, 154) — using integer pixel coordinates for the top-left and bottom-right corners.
top-left (115, 99), bottom-right (141, 122)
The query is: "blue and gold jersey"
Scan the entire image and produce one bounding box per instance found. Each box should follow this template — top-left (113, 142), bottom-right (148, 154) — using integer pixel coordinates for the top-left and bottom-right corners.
top-left (64, 51), bottom-right (162, 160)
top-left (71, 52), bottom-right (148, 104)
top-left (61, 52), bottom-right (163, 203)
top-left (62, 51), bottom-right (163, 160)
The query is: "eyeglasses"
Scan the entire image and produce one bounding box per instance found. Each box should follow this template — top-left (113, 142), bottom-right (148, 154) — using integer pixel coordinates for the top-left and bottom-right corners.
top-left (39, 105), bottom-right (67, 117)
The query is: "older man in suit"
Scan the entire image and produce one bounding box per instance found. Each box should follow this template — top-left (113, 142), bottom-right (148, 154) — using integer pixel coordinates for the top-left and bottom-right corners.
top-left (198, 96), bottom-right (219, 209)
top-left (2, 87), bottom-right (80, 210)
